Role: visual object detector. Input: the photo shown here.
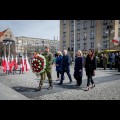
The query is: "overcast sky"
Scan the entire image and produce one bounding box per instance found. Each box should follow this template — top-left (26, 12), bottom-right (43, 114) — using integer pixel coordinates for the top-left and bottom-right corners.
top-left (0, 20), bottom-right (59, 40)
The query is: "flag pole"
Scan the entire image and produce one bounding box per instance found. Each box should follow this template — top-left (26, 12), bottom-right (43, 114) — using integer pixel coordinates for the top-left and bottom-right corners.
top-left (74, 20), bottom-right (76, 62)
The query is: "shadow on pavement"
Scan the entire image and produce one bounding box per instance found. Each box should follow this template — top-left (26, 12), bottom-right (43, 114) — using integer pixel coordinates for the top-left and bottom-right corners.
top-left (12, 86), bottom-right (36, 92)
top-left (9, 71), bottom-right (120, 98)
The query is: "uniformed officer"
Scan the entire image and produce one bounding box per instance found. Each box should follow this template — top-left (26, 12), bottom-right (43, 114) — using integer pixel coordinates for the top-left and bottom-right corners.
top-left (35, 46), bottom-right (53, 91)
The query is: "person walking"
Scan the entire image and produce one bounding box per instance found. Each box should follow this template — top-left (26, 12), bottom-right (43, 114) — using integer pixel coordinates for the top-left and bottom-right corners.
top-left (55, 51), bottom-right (63, 81)
top-left (35, 46), bottom-right (53, 91)
top-left (100, 54), bottom-right (103, 69)
top-left (58, 50), bottom-right (73, 85)
top-left (84, 49), bottom-right (96, 91)
top-left (74, 50), bottom-right (83, 88)
top-left (109, 53), bottom-right (114, 70)
top-left (103, 54), bottom-right (108, 70)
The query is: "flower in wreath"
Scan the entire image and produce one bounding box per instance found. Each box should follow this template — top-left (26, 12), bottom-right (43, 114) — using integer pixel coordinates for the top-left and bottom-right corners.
top-left (31, 54), bottom-right (46, 77)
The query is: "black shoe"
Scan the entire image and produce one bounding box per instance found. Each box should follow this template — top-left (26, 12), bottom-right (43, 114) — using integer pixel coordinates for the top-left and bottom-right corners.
top-left (91, 84), bottom-right (95, 89)
top-left (47, 85), bottom-right (53, 90)
top-left (68, 81), bottom-right (72, 84)
top-left (35, 87), bottom-right (41, 91)
top-left (75, 84), bottom-right (78, 86)
top-left (84, 87), bottom-right (90, 91)
top-left (58, 82), bottom-right (62, 85)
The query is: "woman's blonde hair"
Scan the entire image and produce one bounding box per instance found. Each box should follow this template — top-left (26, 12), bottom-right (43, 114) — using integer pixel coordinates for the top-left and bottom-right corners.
top-left (77, 50), bottom-right (83, 56)
top-left (57, 51), bottom-right (62, 56)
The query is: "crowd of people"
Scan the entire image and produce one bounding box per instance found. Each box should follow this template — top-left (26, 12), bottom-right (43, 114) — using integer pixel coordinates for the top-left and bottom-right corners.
top-left (35, 46), bottom-right (97, 92)
top-left (98, 52), bottom-right (120, 71)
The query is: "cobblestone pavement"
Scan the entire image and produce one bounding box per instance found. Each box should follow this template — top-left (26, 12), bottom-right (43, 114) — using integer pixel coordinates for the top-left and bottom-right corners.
top-left (0, 66), bottom-right (120, 100)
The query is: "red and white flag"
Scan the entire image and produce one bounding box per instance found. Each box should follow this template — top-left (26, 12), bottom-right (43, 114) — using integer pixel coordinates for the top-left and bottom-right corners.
top-left (21, 56), bottom-right (24, 72)
top-left (15, 56), bottom-right (18, 69)
top-left (3, 55), bottom-right (7, 72)
top-left (6, 56), bottom-right (10, 71)
top-left (25, 56), bottom-right (30, 72)
top-left (1, 56), bottom-right (4, 71)
top-left (11, 55), bottom-right (14, 67)
top-left (112, 37), bottom-right (119, 45)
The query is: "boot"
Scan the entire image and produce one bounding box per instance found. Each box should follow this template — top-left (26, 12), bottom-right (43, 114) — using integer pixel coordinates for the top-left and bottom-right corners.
top-left (35, 85), bottom-right (42, 91)
top-left (35, 86), bottom-right (41, 91)
top-left (47, 83), bottom-right (53, 90)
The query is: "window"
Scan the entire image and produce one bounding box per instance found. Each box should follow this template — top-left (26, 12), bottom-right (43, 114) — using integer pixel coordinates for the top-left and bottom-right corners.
top-left (90, 31), bottom-right (94, 39)
top-left (63, 45), bottom-right (66, 49)
top-left (83, 21), bottom-right (87, 28)
top-left (71, 20), bottom-right (74, 23)
top-left (103, 41), bottom-right (107, 49)
top-left (91, 42), bottom-right (94, 49)
top-left (77, 43), bottom-right (80, 50)
top-left (103, 28), bottom-right (107, 36)
top-left (83, 32), bottom-right (87, 40)
top-left (91, 20), bottom-right (95, 27)
top-left (71, 34), bottom-right (74, 42)
top-left (77, 20), bottom-right (80, 30)
top-left (63, 20), bottom-right (66, 25)
top-left (119, 28), bottom-right (120, 37)
top-left (110, 20), bottom-right (112, 23)
top-left (77, 33), bottom-right (80, 41)
top-left (5, 35), bottom-right (7, 37)
top-left (71, 24), bottom-right (74, 31)
top-left (10, 35), bottom-right (12, 38)
top-left (63, 26), bottom-right (66, 32)
top-left (83, 43), bottom-right (87, 50)
top-left (71, 44), bottom-right (74, 51)
top-left (103, 20), bottom-right (108, 24)
top-left (63, 33), bottom-right (66, 40)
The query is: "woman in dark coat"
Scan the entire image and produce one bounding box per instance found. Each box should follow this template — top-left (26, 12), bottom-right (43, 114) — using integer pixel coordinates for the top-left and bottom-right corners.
top-left (55, 51), bottom-right (63, 81)
top-left (74, 50), bottom-right (83, 87)
top-left (85, 49), bottom-right (96, 91)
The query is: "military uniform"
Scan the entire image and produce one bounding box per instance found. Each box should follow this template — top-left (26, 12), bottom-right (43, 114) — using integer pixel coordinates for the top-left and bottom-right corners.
top-left (39, 51), bottom-right (53, 90)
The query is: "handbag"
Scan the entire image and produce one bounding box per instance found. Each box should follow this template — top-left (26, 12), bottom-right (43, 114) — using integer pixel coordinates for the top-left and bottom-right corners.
top-left (93, 70), bottom-right (95, 76)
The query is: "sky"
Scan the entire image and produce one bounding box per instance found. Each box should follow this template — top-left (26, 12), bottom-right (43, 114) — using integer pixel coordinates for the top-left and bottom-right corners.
top-left (0, 20), bottom-right (60, 40)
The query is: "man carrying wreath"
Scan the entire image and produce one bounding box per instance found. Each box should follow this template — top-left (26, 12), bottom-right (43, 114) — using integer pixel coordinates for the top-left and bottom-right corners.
top-left (35, 46), bottom-right (53, 91)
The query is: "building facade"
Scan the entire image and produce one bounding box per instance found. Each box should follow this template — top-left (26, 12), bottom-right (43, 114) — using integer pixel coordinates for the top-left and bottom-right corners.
top-left (16, 36), bottom-right (60, 57)
top-left (0, 28), bottom-right (16, 57)
top-left (60, 20), bottom-right (120, 57)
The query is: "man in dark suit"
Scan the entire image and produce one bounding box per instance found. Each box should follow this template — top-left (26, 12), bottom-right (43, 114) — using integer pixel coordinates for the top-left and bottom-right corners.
top-left (58, 50), bottom-right (73, 85)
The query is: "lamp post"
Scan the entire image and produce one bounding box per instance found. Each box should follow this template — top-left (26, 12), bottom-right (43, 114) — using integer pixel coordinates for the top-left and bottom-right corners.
top-left (42, 40), bottom-right (44, 52)
top-left (3, 40), bottom-right (15, 57)
top-left (74, 20), bottom-right (76, 61)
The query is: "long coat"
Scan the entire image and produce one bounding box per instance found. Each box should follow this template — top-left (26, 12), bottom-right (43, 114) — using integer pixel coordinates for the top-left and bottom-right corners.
top-left (61, 55), bottom-right (70, 72)
top-left (74, 57), bottom-right (83, 78)
top-left (85, 55), bottom-right (96, 77)
top-left (56, 55), bottom-right (62, 72)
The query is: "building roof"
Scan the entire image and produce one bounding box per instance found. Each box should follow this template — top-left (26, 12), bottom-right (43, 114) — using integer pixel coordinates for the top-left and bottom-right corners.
top-left (0, 29), bottom-right (8, 37)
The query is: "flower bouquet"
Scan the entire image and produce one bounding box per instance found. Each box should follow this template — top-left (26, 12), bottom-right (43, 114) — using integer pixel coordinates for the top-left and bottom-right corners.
top-left (31, 54), bottom-right (46, 77)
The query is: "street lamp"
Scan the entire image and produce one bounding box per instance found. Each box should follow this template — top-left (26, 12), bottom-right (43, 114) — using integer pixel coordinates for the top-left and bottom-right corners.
top-left (3, 39), bottom-right (15, 57)
top-left (74, 20), bottom-right (76, 61)
top-left (42, 40), bottom-right (44, 52)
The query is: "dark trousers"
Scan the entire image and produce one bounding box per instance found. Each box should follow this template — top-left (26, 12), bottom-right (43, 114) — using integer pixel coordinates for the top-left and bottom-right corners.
top-left (115, 62), bottom-right (118, 70)
top-left (74, 75), bottom-right (82, 86)
top-left (87, 76), bottom-right (94, 87)
top-left (57, 70), bottom-right (61, 78)
top-left (118, 63), bottom-right (120, 72)
top-left (60, 70), bottom-right (72, 83)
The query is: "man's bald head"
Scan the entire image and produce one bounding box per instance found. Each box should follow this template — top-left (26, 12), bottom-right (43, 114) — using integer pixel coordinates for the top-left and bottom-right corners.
top-left (63, 50), bottom-right (68, 56)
